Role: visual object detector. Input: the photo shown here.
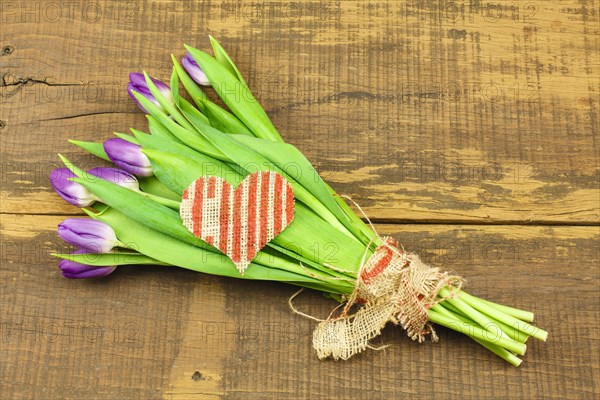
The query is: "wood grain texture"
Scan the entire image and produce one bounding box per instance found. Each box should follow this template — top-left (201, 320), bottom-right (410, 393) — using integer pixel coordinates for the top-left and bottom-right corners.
top-left (1, 0), bottom-right (598, 222)
top-left (1, 0), bottom-right (599, 398)
top-left (1, 215), bottom-right (598, 398)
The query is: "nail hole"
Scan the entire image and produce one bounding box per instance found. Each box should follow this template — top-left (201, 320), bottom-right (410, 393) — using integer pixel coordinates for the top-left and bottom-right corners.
top-left (2, 46), bottom-right (14, 56)
top-left (191, 371), bottom-right (205, 381)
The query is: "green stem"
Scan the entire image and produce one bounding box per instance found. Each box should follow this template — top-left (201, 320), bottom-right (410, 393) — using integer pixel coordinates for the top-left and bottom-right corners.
top-left (439, 300), bottom-right (529, 343)
top-left (254, 251), bottom-right (355, 293)
top-left (428, 309), bottom-right (527, 356)
top-left (459, 291), bottom-right (534, 322)
top-left (431, 303), bottom-right (522, 366)
top-left (438, 287), bottom-right (515, 344)
top-left (457, 291), bottom-right (547, 342)
top-left (471, 336), bottom-right (523, 367)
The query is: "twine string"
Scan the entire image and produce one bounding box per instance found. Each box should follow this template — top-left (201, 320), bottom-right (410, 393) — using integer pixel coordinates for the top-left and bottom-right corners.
top-left (289, 195), bottom-right (465, 360)
top-left (288, 289), bottom-right (326, 322)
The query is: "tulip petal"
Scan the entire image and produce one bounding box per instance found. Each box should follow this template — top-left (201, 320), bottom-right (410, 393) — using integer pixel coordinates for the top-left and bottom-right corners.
top-left (104, 138), bottom-right (154, 177)
top-left (49, 168), bottom-right (97, 207)
top-left (87, 167), bottom-right (140, 191)
top-left (127, 72), bottom-right (172, 114)
top-left (58, 249), bottom-right (116, 279)
top-left (182, 53), bottom-right (211, 86)
top-left (58, 218), bottom-right (118, 253)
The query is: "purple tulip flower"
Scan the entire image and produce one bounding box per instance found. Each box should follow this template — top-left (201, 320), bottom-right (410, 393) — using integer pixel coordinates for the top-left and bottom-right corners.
top-left (58, 219), bottom-right (120, 253)
top-left (50, 168), bottom-right (98, 207)
top-left (87, 167), bottom-right (140, 191)
top-left (103, 138), bottom-right (153, 177)
top-left (59, 249), bottom-right (116, 279)
top-left (182, 53), bottom-right (210, 86)
top-left (127, 72), bottom-right (172, 113)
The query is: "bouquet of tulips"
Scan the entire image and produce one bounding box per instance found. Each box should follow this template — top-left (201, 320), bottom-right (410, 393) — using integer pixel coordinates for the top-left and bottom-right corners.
top-left (50, 37), bottom-right (547, 365)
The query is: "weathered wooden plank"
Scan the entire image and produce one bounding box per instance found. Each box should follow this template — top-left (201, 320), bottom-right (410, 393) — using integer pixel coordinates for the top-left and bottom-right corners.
top-left (1, 0), bottom-right (598, 223)
top-left (1, 214), bottom-right (598, 398)
top-left (1, 1), bottom-right (598, 399)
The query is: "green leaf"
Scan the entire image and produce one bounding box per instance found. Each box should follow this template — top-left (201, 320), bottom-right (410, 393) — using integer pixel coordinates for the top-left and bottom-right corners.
top-left (209, 35), bottom-right (247, 85)
top-left (170, 67), bottom-right (180, 107)
top-left (131, 91), bottom-right (225, 160)
top-left (142, 71), bottom-right (195, 132)
top-left (138, 143), bottom-right (365, 271)
top-left (138, 176), bottom-right (181, 201)
top-left (58, 154), bottom-right (94, 181)
top-left (185, 45), bottom-right (283, 142)
top-left (178, 97), bottom-right (210, 126)
top-left (194, 94), bottom-right (253, 135)
top-left (323, 292), bottom-right (344, 302)
top-left (72, 174), bottom-right (215, 252)
top-left (142, 149), bottom-right (241, 194)
top-left (68, 140), bottom-right (110, 161)
top-left (145, 116), bottom-right (180, 143)
top-left (52, 251), bottom-right (166, 266)
top-left (170, 70), bottom-right (212, 127)
top-left (271, 203), bottom-right (367, 274)
top-left (331, 192), bottom-right (379, 247)
top-left (171, 53), bottom-right (208, 112)
top-left (230, 134), bottom-right (374, 245)
top-left (132, 130), bottom-right (241, 187)
top-left (113, 132), bottom-right (139, 145)
top-left (91, 206), bottom-right (349, 291)
top-left (130, 130), bottom-right (365, 270)
top-left (177, 121), bottom-right (352, 236)
top-left (264, 241), bottom-right (352, 280)
top-left (133, 128), bottom-right (206, 161)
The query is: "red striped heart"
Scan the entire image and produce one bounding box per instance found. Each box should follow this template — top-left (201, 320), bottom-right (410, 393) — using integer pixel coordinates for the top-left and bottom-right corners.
top-left (180, 171), bottom-right (295, 274)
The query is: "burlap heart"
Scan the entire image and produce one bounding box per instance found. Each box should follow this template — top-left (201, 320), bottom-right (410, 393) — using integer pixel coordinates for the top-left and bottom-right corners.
top-left (180, 171), bottom-right (294, 274)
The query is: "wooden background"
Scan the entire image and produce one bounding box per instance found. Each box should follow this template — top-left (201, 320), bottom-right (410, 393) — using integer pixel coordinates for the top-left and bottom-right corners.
top-left (1, 0), bottom-right (598, 398)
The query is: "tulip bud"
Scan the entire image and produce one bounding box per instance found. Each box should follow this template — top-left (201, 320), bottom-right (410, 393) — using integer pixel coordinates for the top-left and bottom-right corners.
top-left (127, 72), bottom-right (172, 113)
top-left (59, 249), bottom-right (116, 279)
top-left (104, 138), bottom-right (153, 177)
top-left (58, 219), bottom-right (120, 253)
top-left (87, 167), bottom-right (140, 191)
top-left (182, 53), bottom-right (210, 86)
top-left (50, 168), bottom-right (98, 207)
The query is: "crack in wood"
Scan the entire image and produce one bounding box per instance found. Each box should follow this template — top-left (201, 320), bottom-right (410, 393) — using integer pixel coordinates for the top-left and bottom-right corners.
top-left (39, 111), bottom-right (137, 122)
top-left (0, 74), bottom-right (84, 88)
top-left (0, 74), bottom-right (85, 98)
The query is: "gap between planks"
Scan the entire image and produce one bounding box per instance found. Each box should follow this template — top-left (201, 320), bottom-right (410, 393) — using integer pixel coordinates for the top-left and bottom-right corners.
top-left (1, 211), bottom-right (598, 227)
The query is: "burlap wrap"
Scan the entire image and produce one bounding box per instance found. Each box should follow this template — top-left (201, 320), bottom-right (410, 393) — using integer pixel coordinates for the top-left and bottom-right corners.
top-left (312, 237), bottom-right (462, 360)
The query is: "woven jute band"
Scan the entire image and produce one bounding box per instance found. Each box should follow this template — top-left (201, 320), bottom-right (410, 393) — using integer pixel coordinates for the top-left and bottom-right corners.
top-left (312, 237), bottom-right (463, 360)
